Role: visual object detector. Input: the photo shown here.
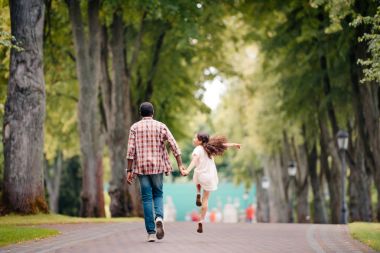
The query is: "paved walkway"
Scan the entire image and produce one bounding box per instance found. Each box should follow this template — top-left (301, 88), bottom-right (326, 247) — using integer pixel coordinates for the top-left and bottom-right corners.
top-left (0, 222), bottom-right (378, 253)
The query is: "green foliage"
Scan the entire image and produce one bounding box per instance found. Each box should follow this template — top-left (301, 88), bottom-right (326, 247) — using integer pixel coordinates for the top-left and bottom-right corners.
top-left (0, 1), bottom-right (22, 51)
top-left (313, 0), bottom-right (380, 83)
top-left (0, 2), bottom-right (10, 192)
top-left (210, 0), bottom-right (364, 187)
top-left (240, 0), bottom-right (354, 137)
top-left (41, 2), bottom-right (81, 216)
top-left (57, 156), bottom-right (82, 216)
top-left (0, 32), bottom-right (23, 51)
top-left (310, 0), bottom-right (354, 33)
top-left (44, 0), bottom-right (79, 161)
top-left (353, 7), bottom-right (380, 83)
top-left (123, 0), bottom-right (231, 138)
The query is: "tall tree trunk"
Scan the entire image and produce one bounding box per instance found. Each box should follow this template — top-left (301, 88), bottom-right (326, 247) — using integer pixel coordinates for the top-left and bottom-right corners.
top-left (264, 154), bottom-right (288, 223)
top-left (66, 0), bottom-right (104, 217)
top-left (2, 0), bottom-right (48, 214)
top-left (348, 136), bottom-right (372, 221)
top-left (317, 19), bottom-right (347, 221)
top-left (296, 181), bottom-right (309, 223)
top-left (306, 137), bottom-right (328, 224)
top-left (348, 16), bottom-right (380, 220)
top-left (256, 174), bottom-right (270, 223)
top-left (317, 11), bottom-right (339, 135)
top-left (365, 82), bottom-right (380, 220)
top-left (281, 132), bottom-right (310, 223)
top-left (319, 115), bottom-right (342, 224)
top-left (45, 151), bottom-right (63, 213)
top-left (319, 54), bottom-right (339, 134)
top-left (106, 13), bottom-right (133, 217)
top-left (95, 144), bottom-right (105, 217)
top-left (291, 137), bottom-right (310, 223)
top-left (100, 13), bottom-right (142, 217)
top-left (351, 75), bottom-right (380, 221)
top-left (281, 132), bottom-right (293, 222)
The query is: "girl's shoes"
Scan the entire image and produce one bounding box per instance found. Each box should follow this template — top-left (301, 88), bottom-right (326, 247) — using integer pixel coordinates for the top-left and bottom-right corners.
top-left (197, 222), bottom-right (203, 233)
top-left (196, 194), bottom-right (202, 206)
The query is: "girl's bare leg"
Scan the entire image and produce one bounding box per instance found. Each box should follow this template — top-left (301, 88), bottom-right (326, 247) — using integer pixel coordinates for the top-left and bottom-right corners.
top-left (200, 190), bottom-right (210, 221)
top-left (196, 184), bottom-right (202, 206)
top-left (197, 190), bottom-right (210, 233)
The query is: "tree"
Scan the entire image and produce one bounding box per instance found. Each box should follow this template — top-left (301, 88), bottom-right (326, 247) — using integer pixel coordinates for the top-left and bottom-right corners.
top-left (100, 0), bottom-right (230, 217)
top-left (58, 156), bottom-right (82, 216)
top-left (230, 0), bottom-right (379, 223)
top-left (0, 1), bottom-right (11, 195)
top-left (42, 0), bottom-right (80, 214)
top-left (2, 0), bottom-right (48, 214)
top-left (65, 0), bottom-right (105, 217)
top-left (99, 9), bottom-right (139, 217)
top-left (316, 0), bottom-right (378, 221)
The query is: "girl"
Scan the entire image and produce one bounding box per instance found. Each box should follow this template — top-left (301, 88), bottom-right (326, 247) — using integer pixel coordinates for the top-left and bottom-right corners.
top-left (183, 132), bottom-right (240, 233)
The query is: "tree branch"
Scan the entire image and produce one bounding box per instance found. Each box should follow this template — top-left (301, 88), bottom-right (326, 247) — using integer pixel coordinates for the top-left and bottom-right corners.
top-left (99, 25), bottom-right (112, 132)
top-left (145, 24), bottom-right (168, 101)
top-left (65, 50), bottom-right (76, 62)
top-left (54, 91), bottom-right (78, 102)
top-left (128, 11), bottom-right (147, 74)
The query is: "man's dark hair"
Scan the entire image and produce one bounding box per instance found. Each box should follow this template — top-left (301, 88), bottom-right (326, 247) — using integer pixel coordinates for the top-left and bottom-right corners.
top-left (140, 102), bottom-right (154, 117)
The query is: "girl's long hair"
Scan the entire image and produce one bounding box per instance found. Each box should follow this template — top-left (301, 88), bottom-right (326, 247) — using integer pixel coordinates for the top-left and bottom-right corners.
top-left (197, 132), bottom-right (227, 158)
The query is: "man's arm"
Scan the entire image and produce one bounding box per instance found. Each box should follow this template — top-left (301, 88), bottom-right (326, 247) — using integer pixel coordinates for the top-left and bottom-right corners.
top-left (127, 159), bottom-right (133, 170)
top-left (163, 126), bottom-right (184, 171)
top-left (125, 127), bottom-right (136, 184)
top-left (175, 154), bottom-right (184, 170)
top-left (126, 127), bottom-right (136, 159)
top-left (126, 159), bottom-right (135, 184)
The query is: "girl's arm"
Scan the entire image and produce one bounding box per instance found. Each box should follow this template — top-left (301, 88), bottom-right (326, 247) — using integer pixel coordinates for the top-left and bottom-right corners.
top-left (223, 143), bottom-right (241, 149)
top-left (184, 154), bottom-right (199, 175)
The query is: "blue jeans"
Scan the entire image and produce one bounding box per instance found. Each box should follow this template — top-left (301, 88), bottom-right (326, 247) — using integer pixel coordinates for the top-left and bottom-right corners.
top-left (138, 173), bottom-right (164, 234)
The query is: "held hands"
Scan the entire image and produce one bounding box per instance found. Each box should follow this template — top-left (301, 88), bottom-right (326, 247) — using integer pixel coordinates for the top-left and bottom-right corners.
top-left (180, 165), bottom-right (189, 176)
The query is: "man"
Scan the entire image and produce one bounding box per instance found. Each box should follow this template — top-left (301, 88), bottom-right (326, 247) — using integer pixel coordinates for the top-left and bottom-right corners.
top-left (125, 102), bottom-right (185, 242)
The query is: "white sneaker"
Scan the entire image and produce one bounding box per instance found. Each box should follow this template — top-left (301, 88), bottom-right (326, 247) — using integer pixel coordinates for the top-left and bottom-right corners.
top-left (155, 217), bottom-right (165, 240)
top-left (147, 234), bottom-right (156, 242)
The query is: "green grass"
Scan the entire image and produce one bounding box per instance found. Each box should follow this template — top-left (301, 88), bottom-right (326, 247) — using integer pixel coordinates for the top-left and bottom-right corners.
top-left (0, 226), bottom-right (59, 247)
top-left (0, 213), bottom-right (141, 226)
top-left (0, 213), bottom-right (142, 247)
top-left (349, 222), bottom-right (380, 251)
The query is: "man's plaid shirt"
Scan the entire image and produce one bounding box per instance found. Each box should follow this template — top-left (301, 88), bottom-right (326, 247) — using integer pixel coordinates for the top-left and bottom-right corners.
top-left (126, 117), bottom-right (181, 175)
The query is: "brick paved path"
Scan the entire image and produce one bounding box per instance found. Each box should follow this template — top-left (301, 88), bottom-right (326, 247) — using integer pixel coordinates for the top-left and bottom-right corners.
top-left (1, 222), bottom-right (378, 253)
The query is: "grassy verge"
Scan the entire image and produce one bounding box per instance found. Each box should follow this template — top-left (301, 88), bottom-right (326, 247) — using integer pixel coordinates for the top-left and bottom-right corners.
top-left (0, 226), bottom-right (59, 247)
top-left (0, 213), bottom-right (141, 226)
top-left (0, 213), bottom-right (141, 247)
top-left (349, 222), bottom-right (380, 251)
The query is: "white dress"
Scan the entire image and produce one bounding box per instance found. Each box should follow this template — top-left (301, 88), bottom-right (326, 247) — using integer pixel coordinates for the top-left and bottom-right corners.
top-left (192, 146), bottom-right (219, 191)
